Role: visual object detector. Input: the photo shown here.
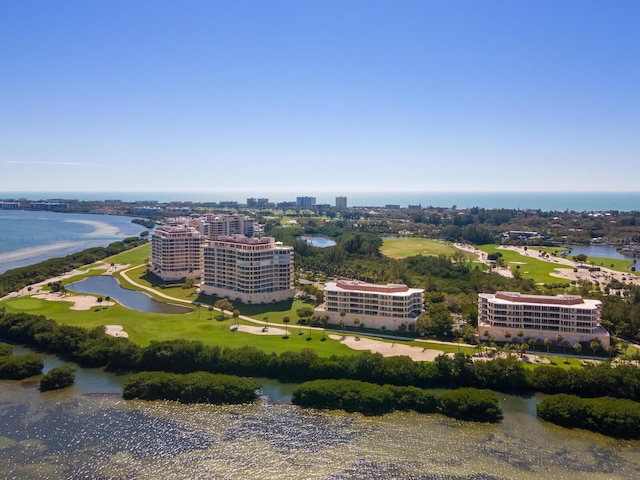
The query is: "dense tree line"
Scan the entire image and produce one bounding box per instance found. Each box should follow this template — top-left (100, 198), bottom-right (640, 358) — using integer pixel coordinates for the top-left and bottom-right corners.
top-left (292, 379), bottom-right (501, 422)
top-left (6, 311), bottom-right (640, 401)
top-left (0, 310), bottom-right (631, 400)
top-left (527, 362), bottom-right (640, 400)
top-left (599, 284), bottom-right (640, 342)
top-left (537, 393), bottom-right (640, 439)
top-left (0, 311), bottom-right (141, 371)
top-left (123, 371), bottom-right (260, 404)
top-left (0, 239), bottom-right (147, 297)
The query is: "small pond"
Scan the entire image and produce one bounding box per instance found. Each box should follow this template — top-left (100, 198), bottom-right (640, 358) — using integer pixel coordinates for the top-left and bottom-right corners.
top-left (301, 236), bottom-right (336, 248)
top-left (561, 244), bottom-right (638, 263)
top-left (67, 276), bottom-right (191, 314)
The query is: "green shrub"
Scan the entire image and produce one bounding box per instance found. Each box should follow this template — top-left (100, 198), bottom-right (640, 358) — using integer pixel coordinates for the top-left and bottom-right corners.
top-left (438, 388), bottom-right (503, 422)
top-left (40, 365), bottom-right (75, 391)
top-left (537, 393), bottom-right (640, 439)
top-left (0, 353), bottom-right (44, 379)
top-left (0, 342), bottom-right (12, 357)
top-left (123, 371), bottom-right (260, 404)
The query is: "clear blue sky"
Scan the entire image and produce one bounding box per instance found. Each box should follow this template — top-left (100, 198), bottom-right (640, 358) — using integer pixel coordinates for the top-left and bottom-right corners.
top-left (1, 1), bottom-right (638, 194)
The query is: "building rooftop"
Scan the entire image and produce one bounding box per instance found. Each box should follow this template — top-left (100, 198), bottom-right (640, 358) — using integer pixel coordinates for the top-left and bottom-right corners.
top-left (482, 291), bottom-right (601, 307)
top-left (325, 280), bottom-right (423, 296)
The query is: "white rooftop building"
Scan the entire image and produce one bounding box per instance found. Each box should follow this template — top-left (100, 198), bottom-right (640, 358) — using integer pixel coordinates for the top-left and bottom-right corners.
top-left (316, 280), bottom-right (424, 330)
top-left (478, 292), bottom-right (609, 348)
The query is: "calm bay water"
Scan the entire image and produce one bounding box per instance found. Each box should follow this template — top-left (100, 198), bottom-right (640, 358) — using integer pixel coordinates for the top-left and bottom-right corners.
top-left (2, 362), bottom-right (640, 479)
top-left (0, 210), bottom-right (146, 274)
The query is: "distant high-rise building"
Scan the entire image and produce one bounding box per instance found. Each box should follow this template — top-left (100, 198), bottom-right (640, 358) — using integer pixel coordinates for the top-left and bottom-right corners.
top-left (247, 197), bottom-right (269, 208)
top-left (335, 196), bottom-right (347, 209)
top-left (296, 196), bottom-right (316, 208)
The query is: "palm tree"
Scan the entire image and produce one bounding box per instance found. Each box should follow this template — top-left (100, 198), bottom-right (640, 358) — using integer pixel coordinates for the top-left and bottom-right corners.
top-left (517, 330), bottom-right (524, 344)
top-left (590, 340), bottom-right (600, 357)
top-left (573, 342), bottom-right (582, 356)
top-left (518, 342), bottom-right (528, 358)
top-left (232, 309), bottom-right (240, 326)
top-left (208, 305), bottom-right (214, 319)
top-left (528, 337), bottom-right (536, 352)
top-left (97, 296), bottom-right (103, 308)
top-left (544, 337), bottom-right (552, 354)
top-left (27, 286), bottom-right (33, 296)
top-left (194, 302), bottom-right (201, 319)
top-left (339, 319), bottom-right (345, 333)
top-left (453, 328), bottom-right (461, 352)
top-left (353, 317), bottom-right (361, 332)
top-left (105, 296), bottom-right (111, 309)
top-left (504, 331), bottom-right (512, 342)
top-left (283, 316), bottom-right (290, 337)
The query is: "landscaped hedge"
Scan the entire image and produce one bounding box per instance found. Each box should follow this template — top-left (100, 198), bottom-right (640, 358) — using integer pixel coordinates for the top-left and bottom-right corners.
top-left (123, 371), bottom-right (260, 404)
top-left (537, 393), bottom-right (640, 439)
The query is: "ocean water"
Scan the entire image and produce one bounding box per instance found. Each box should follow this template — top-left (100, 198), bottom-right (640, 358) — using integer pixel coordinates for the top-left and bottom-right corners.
top-left (2, 191), bottom-right (640, 211)
top-left (0, 210), bottom-right (147, 274)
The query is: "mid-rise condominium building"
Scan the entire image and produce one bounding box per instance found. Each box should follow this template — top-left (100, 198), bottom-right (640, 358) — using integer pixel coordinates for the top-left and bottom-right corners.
top-left (478, 292), bottom-right (609, 348)
top-left (315, 280), bottom-right (424, 330)
top-left (150, 222), bottom-right (205, 281)
top-left (335, 196), bottom-right (347, 209)
top-left (202, 214), bottom-right (254, 237)
top-left (201, 235), bottom-right (294, 304)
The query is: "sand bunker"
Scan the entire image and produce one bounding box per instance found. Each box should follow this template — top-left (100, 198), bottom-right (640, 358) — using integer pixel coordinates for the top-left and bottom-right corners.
top-left (329, 334), bottom-right (453, 361)
top-left (33, 292), bottom-right (113, 310)
top-left (105, 325), bottom-right (129, 338)
top-left (230, 324), bottom-right (287, 336)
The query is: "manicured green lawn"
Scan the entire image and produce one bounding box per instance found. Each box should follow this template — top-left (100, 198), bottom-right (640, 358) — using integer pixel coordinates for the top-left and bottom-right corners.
top-left (0, 295), bottom-right (359, 356)
top-left (582, 256), bottom-right (637, 275)
top-left (478, 245), bottom-right (571, 285)
top-left (381, 238), bottom-right (471, 259)
top-left (112, 243), bottom-right (151, 266)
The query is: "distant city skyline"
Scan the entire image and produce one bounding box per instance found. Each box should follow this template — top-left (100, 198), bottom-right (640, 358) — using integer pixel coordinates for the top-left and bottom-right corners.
top-left (2, 1), bottom-right (639, 193)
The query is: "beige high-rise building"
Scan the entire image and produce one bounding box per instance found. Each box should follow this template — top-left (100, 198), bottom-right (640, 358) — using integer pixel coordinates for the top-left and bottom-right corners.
top-left (202, 214), bottom-right (254, 237)
top-left (201, 235), bottom-right (294, 304)
top-left (150, 222), bottom-right (205, 281)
